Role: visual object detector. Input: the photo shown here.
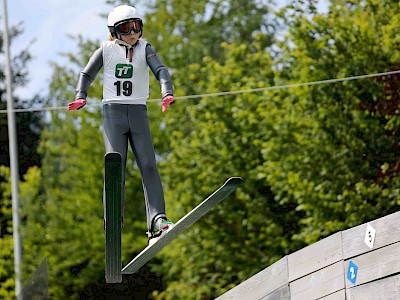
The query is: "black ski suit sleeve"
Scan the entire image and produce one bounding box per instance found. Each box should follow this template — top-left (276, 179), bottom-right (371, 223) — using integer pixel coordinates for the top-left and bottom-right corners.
top-left (145, 43), bottom-right (174, 99)
top-left (75, 47), bottom-right (103, 100)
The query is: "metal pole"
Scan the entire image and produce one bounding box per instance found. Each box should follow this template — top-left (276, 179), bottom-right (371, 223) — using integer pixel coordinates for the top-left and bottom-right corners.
top-left (2, 0), bottom-right (23, 297)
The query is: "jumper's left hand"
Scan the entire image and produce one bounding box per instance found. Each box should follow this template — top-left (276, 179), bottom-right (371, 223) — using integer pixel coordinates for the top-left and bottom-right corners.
top-left (68, 99), bottom-right (86, 110)
top-left (162, 95), bottom-right (174, 113)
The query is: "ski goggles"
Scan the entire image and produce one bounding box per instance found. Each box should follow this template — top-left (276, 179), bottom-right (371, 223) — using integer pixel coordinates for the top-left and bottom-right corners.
top-left (116, 19), bottom-right (142, 35)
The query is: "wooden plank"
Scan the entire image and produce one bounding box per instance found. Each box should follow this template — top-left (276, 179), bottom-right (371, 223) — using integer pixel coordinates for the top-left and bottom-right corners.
top-left (216, 256), bottom-right (288, 300)
top-left (346, 274), bottom-right (400, 299)
top-left (344, 241), bottom-right (400, 288)
top-left (342, 211), bottom-right (400, 260)
top-left (290, 261), bottom-right (344, 300)
top-left (320, 289), bottom-right (346, 300)
top-left (288, 232), bottom-right (342, 281)
top-left (260, 284), bottom-right (290, 300)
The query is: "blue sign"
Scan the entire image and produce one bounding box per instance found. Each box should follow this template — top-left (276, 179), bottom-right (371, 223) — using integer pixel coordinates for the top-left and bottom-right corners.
top-left (347, 260), bottom-right (358, 285)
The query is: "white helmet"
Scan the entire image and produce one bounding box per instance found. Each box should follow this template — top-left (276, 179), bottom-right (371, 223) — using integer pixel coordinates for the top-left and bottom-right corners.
top-left (107, 5), bottom-right (143, 38)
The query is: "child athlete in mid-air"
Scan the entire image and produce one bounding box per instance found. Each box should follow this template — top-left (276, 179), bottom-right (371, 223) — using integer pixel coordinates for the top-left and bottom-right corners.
top-left (68, 5), bottom-right (175, 245)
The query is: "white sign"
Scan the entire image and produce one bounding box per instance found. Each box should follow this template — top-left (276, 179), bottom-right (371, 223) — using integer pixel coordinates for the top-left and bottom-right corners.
top-left (364, 223), bottom-right (376, 249)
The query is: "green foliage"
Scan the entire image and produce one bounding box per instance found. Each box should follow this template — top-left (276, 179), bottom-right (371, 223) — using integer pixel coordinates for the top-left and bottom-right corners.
top-left (154, 38), bottom-right (296, 299)
top-left (0, 22), bottom-right (45, 298)
top-left (153, 0), bottom-right (400, 298)
top-left (9, 0), bottom-right (400, 299)
top-left (0, 166), bottom-right (16, 299)
top-left (0, 24), bottom-right (44, 176)
top-left (22, 107), bottom-right (105, 298)
top-left (271, 0), bottom-right (400, 244)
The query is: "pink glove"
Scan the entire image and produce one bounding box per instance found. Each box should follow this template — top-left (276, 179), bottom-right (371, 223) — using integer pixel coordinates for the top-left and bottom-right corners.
top-left (68, 99), bottom-right (86, 110)
top-left (162, 95), bottom-right (174, 113)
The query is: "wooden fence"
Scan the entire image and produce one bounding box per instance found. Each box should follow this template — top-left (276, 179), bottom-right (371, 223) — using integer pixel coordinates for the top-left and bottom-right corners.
top-left (216, 211), bottom-right (400, 300)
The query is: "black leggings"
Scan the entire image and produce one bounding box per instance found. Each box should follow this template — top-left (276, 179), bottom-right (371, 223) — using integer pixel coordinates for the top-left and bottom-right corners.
top-left (102, 103), bottom-right (166, 229)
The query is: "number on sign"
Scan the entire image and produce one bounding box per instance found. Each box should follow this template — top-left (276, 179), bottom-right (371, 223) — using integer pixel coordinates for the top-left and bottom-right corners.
top-left (114, 81), bottom-right (133, 96)
top-left (349, 266), bottom-right (356, 280)
top-left (364, 223), bottom-right (376, 249)
top-left (347, 260), bottom-right (358, 285)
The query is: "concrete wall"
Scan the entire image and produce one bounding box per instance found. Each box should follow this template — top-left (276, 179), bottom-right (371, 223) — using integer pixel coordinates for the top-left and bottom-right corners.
top-left (216, 211), bottom-right (400, 300)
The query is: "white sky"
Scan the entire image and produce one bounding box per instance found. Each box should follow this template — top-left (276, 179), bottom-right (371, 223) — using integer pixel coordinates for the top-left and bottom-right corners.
top-left (7, 0), bottom-right (112, 99)
top-left (5, 0), bottom-right (326, 101)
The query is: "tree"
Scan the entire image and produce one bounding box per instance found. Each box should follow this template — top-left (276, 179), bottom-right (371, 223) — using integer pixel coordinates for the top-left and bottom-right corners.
top-left (0, 23), bottom-right (45, 298)
top-left (20, 0), bottom-right (278, 295)
top-left (0, 167), bottom-right (16, 299)
top-left (17, 0), bottom-right (400, 299)
top-left (151, 0), bottom-right (400, 297)
top-left (151, 36), bottom-right (308, 299)
top-left (0, 24), bottom-right (44, 177)
top-left (271, 0), bottom-right (400, 243)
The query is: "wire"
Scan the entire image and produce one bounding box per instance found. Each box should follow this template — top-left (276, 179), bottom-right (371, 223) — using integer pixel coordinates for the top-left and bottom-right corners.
top-left (1, 69), bottom-right (400, 114)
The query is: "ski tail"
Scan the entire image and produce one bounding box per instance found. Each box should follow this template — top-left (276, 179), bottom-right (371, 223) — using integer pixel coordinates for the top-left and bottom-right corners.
top-left (105, 152), bottom-right (123, 283)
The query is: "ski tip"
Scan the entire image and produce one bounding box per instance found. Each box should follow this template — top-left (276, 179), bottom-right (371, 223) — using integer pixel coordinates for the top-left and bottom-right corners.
top-left (105, 151), bottom-right (122, 156)
top-left (226, 177), bottom-right (243, 186)
top-left (105, 152), bottom-right (122, 160)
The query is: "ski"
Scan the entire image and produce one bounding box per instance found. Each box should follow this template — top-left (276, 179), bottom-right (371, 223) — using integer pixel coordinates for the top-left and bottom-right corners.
top-left (122, 177), bottom-right (243, 274)
top-left (105, 152), bottom-right (123, 283)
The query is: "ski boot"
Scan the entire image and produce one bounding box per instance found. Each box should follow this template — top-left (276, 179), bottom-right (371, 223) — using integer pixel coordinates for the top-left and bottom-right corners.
top-left (147, 217), bottom-right (174, 246)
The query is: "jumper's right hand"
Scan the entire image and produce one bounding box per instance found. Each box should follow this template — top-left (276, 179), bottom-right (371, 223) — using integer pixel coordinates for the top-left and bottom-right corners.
top-left (162, 95), bottom-right (174, 113)
top-left (68, 99), bottom-right (86, 110)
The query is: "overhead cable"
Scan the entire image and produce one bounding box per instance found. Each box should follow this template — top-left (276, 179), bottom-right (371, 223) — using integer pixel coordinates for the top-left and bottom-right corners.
top-left (1, 69), bottom-right (400, 114)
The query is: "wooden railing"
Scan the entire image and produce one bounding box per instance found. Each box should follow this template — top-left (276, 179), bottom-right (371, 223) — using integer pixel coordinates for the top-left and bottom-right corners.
top-left (216, 211), bottom-right (400, 299)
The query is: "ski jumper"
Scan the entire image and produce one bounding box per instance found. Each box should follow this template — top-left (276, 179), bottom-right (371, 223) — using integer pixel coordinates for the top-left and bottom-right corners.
top-left (74, 39), bottom-right (174, 230)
